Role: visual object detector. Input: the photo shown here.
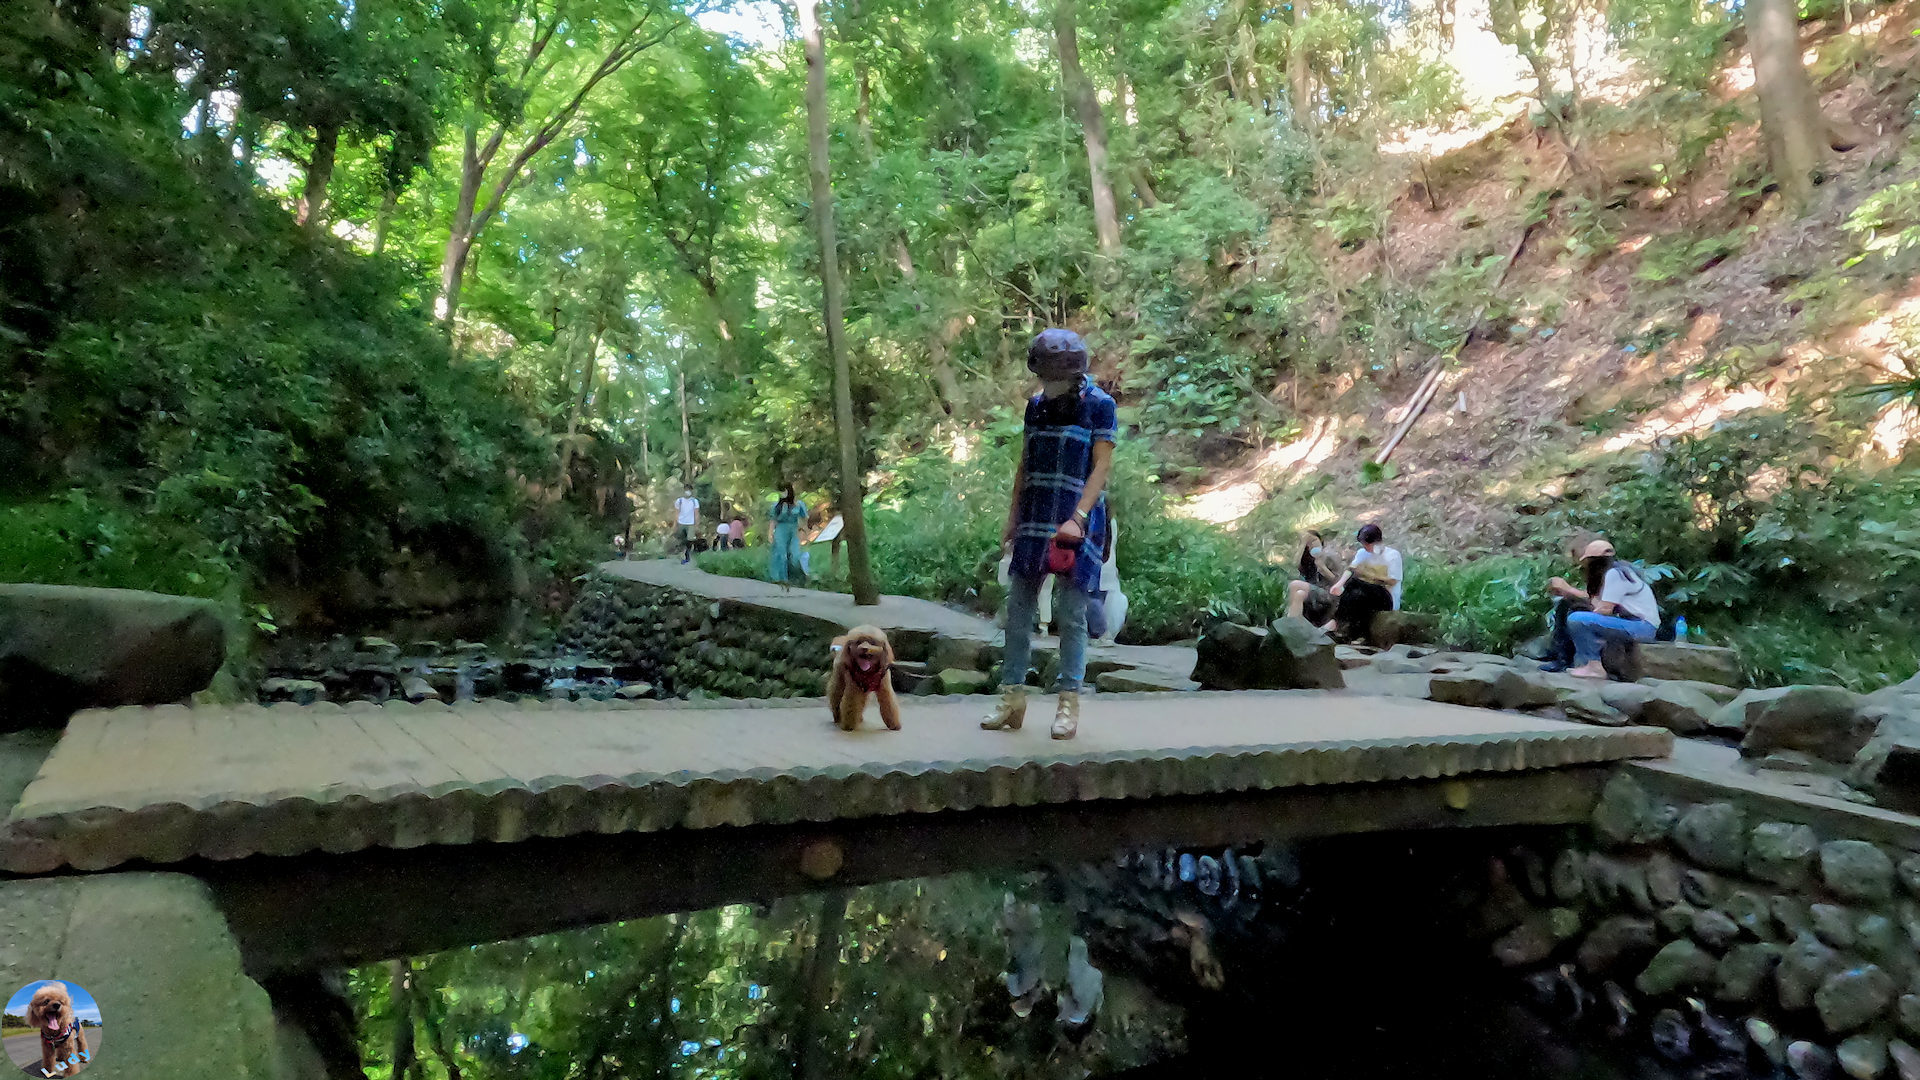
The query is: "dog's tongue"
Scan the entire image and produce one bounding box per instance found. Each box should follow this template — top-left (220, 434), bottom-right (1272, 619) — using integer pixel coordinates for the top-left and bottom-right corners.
top-left (855, 656), bottom-right (876, 671)
top-left (43, 1016), bottom-right (59, 1032)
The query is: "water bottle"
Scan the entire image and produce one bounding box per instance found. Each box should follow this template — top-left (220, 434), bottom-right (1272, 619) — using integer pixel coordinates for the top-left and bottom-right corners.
top-left (1674, 616), bottom-right (1689, 642)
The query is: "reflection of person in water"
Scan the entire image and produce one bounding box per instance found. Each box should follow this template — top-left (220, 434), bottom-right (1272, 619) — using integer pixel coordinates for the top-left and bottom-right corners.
top-left (997, 894), bottom-right (1105, 1036)
top-left (1057, 935), bottom-right (1105, 1040)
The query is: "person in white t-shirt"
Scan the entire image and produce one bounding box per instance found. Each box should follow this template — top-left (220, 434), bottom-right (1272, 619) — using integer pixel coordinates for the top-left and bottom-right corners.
top-left (1324, 523), bottom-right (1402, 642)
top-left (672, 485), bottom-right (700, 564)
top-left (1565, 539), bottom-right (1661, 679)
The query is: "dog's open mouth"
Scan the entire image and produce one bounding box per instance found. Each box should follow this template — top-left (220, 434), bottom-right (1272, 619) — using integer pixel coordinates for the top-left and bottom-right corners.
top-left (854, 655), bottom-right (877, 671)
top-left (43, 1015), bottom-right (62, 1032)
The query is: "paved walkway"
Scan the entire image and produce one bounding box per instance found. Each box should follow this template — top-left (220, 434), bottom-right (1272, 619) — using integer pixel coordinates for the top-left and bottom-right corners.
top-left (603, 558), bottom-right (994, 639)
top-left (601, 558), bottom-right (1201, 686)
top-left (1, 694), bottom-right (1669, 874)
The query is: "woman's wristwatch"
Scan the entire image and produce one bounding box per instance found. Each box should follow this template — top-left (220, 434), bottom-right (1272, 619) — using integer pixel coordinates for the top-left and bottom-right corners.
top-left (1071, 509), bottom-right (1090, 526)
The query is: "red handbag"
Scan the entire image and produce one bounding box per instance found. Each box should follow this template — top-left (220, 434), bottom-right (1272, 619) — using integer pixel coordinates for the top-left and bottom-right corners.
top-left (1046, 534), bottom-right (1081, 576)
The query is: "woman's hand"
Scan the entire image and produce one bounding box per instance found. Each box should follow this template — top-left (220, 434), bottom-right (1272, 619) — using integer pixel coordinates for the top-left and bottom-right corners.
top-left (1056, 516), bottom-right (1086, 544)
top-left (1329, 582), bottom-right (1344, 597)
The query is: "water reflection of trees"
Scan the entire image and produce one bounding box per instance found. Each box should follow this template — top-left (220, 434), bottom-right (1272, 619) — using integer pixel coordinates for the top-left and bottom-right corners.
top-left (348, 874), bottom-right (1185, 1079)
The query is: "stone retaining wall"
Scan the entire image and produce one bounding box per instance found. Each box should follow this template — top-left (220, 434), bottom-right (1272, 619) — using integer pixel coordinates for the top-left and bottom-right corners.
top-left (561, 577), bottom-right (840, 699)
top-left (1484, 771), bottom-right (1920, 1078)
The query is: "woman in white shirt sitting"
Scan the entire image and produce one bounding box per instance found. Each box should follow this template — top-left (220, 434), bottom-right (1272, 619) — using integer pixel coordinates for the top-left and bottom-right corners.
top-left (1565, 540), bottom-right (1661, 679)
top-left (1325, 523), bottom-right (1402, 642)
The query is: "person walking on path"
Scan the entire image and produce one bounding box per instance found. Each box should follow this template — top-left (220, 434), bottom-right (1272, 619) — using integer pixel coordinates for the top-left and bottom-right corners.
top-left (982, 328), bottom-right (1116, 741)
top-left (729, 513), bottom-right (748, 549)
top-left (767, 484), bottom-right (809, 591)
top-left (673, 484), bottom-right (700, 564)
top-left (1560, 539), bottom-right (1661, 679)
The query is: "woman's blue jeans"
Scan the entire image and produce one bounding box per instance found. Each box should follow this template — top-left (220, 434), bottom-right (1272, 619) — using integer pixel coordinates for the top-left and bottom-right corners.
top-left (1003, 572), bottom-right (1088, 691)
top-left (1568, 610), bottom-right (1656, 665)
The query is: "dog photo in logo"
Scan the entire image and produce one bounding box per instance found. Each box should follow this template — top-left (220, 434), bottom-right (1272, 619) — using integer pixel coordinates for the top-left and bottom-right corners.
top-left (3, 982), bottom-right (100, 1077)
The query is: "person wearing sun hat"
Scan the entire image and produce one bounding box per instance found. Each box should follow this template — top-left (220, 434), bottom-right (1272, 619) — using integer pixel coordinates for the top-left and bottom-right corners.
top-left (982, 328), bottom-right (1117, 741)
top-left (1554, 538), bottom-right (1662, 678)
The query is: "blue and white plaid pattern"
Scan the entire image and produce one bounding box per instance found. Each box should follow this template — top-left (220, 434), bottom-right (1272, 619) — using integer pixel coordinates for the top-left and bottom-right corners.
top-left (1009, 376), bottom-right (1117, 595)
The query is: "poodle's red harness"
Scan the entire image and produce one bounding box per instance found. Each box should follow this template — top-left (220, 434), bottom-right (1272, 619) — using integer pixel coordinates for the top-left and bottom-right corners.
top-left (848, 659), bottom-right (888, 693)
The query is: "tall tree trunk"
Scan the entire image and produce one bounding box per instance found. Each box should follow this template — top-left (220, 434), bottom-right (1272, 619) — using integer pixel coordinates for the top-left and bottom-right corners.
top-left (559, 322), bottom-right (605, 485)
top-left (891, 242), bottom-right (962, 414)
top-left (677, 356), bottom-right (693, 484)
top-left (1131, 165), bottom-right (1161, 208)
top-left (371, 187), bottom-right (398, 256)
top-left (439, 123), bottom-right (483, 324)
top-left (639, 382), bottom-right (653, 488)
top-left (794, 891), bottom-right (850, 1080)
top-left (1748, 0), bottom-right (1825, 208)
top-left (800, 0), bottom-right (880, 606)
top-left (299, 122), bottom-right (340, 230)
top-left (856, 64), bottom-right (877, 159)
top-left (1054, 0), bottom-right (1122, 256)
top-left (389, 959), bottom-right (417, 1080)
top-left (1289, 0), bottom-right (1313, 130)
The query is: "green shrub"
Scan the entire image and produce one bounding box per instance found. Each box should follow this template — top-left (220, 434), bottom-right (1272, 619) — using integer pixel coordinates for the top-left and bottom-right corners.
top-left (1401, 556), bottom-right (1555, 654)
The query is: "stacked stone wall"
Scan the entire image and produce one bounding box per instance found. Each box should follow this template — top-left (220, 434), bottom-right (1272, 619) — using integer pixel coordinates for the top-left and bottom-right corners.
top-left (1485, 772), bottom-right (1920, 1077)
top-left (561, 578), bottom-right (834, 699)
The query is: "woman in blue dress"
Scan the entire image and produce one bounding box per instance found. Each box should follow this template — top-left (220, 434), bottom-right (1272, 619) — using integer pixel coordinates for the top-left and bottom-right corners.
top-left (768, 484), bottom-right (808, 590)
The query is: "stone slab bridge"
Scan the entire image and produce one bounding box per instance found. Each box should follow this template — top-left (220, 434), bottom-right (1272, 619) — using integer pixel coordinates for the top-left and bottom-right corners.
top-left (2, 693), bottom-right (1669, 979)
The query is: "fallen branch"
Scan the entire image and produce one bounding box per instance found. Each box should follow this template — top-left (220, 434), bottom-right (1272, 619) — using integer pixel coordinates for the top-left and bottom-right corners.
top-left (1373, 361), bottom-right (1448, 466)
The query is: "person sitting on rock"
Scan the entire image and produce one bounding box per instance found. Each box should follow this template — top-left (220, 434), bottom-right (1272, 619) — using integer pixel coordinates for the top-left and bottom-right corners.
top-left (1540, 531), bottom-right (1604, 672)
top-left (1284, 529), bottom-right (1347, 626)
top-left (1325, 523), bottom-right (1401, 643)
top-left (1560, 539), bottom-right (1661, 679)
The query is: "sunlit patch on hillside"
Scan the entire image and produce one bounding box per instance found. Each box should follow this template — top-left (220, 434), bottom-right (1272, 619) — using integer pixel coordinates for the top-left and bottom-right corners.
top-left (1600, 384), bottom-right (1775, 452)
top-left (1869, 402), bottom-right (1920, 459)
top-left (1175, 417), bottom-right (1342, 525)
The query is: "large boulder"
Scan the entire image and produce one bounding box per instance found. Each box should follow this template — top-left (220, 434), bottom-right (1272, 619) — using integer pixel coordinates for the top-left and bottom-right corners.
top-left (1557, 685), bottom-right (1628, 726)
top-left (1191, 620), bottom-right (1268, 690)
top-left (1368, 610), bottom-right (1440, 649)
top-left (1741, 686), bottom-right (1872, 765)
top-left (1257, 617), bottom-right (1345, 690)
top-left (1852, 719), bottom-right (1920, 814)
top-left (927, 635), bottom-right (995, 675)
top-left (1638, 683), bottom-right (1722, 735)
top-left (1711, 686), bottom-right (1797, 735)
top-left (1190, 617), bottom-right (1344, 690)
top-left (0, 583), bottom-right (226, 728)
top-left (1430, 664), bottom-right (1557, 710)
top-left (1637, 642), bottom-right (1743, 686)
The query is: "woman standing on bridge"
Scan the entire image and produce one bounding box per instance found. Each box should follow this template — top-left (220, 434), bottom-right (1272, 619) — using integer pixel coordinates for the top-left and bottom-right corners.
top-left (982, 328), bottom-right (1116, 742)
top-left (767, 484), bottom-right (808, 591)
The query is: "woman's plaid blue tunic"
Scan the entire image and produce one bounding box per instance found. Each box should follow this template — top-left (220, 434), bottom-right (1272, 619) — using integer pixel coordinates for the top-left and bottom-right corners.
top-left (1008, 375), bottom-right (1117, 595)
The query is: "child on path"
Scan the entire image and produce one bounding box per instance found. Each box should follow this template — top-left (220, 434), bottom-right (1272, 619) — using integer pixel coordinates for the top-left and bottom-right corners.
top-left (982, 328), bottom-right (1117, 741)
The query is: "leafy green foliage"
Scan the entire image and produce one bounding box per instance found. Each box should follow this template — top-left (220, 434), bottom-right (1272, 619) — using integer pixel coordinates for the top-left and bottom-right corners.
top-left (0, 3), bottom-right (556, 604)
top-left (1846, 177), bottom-right (1920, 266)
top-left (1401, 556), bottom-right (1555, 655)
top-left (1552, 415), bottom-right (1920, 688)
